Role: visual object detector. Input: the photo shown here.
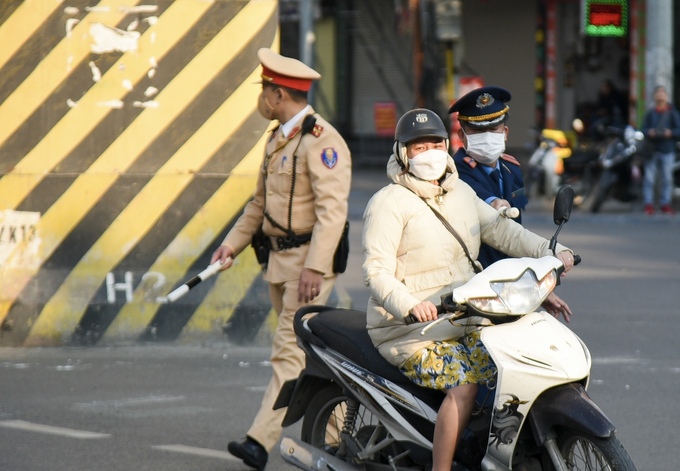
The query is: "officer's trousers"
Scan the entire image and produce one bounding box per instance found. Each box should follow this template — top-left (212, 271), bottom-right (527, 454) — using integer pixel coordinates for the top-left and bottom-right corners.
top-left (247, 275), bottom-right (336, 452)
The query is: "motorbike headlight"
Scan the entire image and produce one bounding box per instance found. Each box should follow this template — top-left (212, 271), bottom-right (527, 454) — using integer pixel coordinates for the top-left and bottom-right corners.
top-left (467, 269), bottom-right (558, 315)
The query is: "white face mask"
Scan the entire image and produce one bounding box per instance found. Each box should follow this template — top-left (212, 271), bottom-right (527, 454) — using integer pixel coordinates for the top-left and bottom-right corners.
top-left (465, 130), bottom-right (506, 165)
top-left (408, 149), bottom-right (449, 181)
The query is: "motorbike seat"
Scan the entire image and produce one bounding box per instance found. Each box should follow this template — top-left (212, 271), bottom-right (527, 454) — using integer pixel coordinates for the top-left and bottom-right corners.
top-left (307, 308), bottom-right (445, 407)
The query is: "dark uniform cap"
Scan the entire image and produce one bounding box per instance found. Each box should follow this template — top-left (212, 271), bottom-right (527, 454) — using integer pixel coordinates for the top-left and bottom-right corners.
top-left (257, 48), bottom-right (321, 92)
top-left (448, 86), bottom-right (511, 128)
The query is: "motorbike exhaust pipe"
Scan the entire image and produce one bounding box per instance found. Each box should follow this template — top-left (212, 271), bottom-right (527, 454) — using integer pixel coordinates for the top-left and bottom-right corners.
top-left (280, 437), bottom-right (358, 471)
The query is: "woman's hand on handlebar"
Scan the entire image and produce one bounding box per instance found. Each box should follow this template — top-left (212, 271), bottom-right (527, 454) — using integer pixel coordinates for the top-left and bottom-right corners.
top-left (405, 301), bottom-right (439, 324)
top-left (556, 250), bottom-right (580, 273)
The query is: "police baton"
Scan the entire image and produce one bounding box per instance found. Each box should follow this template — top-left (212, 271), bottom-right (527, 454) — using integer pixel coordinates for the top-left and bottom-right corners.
top-left (162, 259), bottom-right (229, 303)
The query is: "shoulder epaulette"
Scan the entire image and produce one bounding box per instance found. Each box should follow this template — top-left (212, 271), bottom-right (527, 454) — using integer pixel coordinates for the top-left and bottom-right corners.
top-left (311, 124), bottom-right (324, 138)
top-left (500, 153), bottom-right (520, 166)
top-left (463, 155), bottom-right (478, 168)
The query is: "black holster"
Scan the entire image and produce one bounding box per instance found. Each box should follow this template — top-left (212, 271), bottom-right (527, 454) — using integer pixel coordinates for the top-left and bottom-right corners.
top-left (332, 221), bottom-right (350, 274)
top-left (251, 228), bottom-right (271, 270)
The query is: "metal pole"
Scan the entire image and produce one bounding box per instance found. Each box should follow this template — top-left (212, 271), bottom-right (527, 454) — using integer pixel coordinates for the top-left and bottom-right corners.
top-left (299, 0), bottom-right (315, 103)
top-left (645, 0), bottom-right (673, 103)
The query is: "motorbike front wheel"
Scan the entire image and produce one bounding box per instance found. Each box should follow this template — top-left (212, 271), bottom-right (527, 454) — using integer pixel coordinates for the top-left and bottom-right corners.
top-left (301, 384), bottom-right (412, 468)
top-left (545, 431), bottom-right (637, 471)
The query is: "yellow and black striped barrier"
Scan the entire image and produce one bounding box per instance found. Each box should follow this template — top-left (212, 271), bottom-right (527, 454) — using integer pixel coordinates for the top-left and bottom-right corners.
top-left (0, 0), bottom-right (283, 346)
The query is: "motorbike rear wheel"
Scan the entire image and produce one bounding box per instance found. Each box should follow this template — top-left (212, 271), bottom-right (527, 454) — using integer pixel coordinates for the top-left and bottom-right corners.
top-left (301, 384), bottom-right (411, 468)
top-left (545, 431), bottom-right (637, 471)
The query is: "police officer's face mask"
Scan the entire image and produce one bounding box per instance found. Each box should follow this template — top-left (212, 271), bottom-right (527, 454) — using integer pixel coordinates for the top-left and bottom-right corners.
top-left (257, 87), bottom-right (280, 120)
top-left (464, 129), bottom-right (506, 165)
top-left (408, 149), bottom-right (449, 181)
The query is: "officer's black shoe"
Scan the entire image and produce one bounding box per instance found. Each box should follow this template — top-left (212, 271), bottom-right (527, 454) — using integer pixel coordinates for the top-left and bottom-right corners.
top-left (227, 437), bottom-right (268, 470)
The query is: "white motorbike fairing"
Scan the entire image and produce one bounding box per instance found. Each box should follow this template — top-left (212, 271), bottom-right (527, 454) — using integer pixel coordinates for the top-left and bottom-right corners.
top-left (479, 312), bottom-right (591, 468)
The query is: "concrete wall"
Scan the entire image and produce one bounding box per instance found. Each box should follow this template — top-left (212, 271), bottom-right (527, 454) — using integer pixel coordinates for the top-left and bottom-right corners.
top-left (0, 0), bottom-right (279, 346)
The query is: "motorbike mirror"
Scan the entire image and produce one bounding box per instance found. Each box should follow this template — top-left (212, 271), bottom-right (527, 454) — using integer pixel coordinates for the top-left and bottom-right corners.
top-left (553, 185), bottom-right (574, 225)
top-left (572, 118), bottom-right (584, 133)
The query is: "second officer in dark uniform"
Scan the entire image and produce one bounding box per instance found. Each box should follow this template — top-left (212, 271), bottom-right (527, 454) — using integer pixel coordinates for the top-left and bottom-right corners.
top-left (449, 86), bottom-right (528, 268)
top-left (449, 86), bottom-right (572, 321)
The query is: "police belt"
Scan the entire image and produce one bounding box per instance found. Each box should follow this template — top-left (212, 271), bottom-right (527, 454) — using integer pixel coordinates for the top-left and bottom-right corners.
top-left (269, 232), bottom-right (312, 252)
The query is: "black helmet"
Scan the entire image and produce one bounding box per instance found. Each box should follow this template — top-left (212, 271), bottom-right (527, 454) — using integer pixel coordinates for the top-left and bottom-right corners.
top-left (393, 109), bottom-right (449, 169)
top-left (395, 108), bottom-right (448, 144)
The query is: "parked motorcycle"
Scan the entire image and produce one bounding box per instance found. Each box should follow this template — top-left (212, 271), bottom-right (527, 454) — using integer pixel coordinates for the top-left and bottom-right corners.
top-left (525, 121), bottom-right (599, 207)
top-left (275, 186), bottom-right (637, 471)
top-left (588, 125), bottom-right (645, 213)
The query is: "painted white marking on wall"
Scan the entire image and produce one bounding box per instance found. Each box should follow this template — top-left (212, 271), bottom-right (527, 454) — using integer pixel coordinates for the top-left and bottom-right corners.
top-left (66, 99), bottom-right (78, 108)
top-left (144, 86), bottom-right (159, 97)
top-left (0, 210), bottom-right (40, 270)
top-left (88, 61), bottom-right (102, 82)
top-left (85, 6), bottom-right (110, 13)
top-left (96, 99), bottom-right (124, 109)
top-left (65, 18), bottom-right (79, 37)
top-left (122, 79), bottom-right (133, 91)
top-left (146, 16), bottom-right (158, 26)
top-left (152, 445), bottom-right (240, 461)
top-left (106, 271), bottom-right (134, 303)
top-left (89, 23), bottom-right (140, 54)
top-left (132, 100), bottom-right (159, 108)
top-left (127, 18), bottom-right (139, 32)
top-left (64, 7), bottom-right (80, 16)
top-left (120, 5), bottom-right (159, 14)
top-left (140, 271), bottom-right (167, 301)
top-left (0, 420), bottom-right (110, 439)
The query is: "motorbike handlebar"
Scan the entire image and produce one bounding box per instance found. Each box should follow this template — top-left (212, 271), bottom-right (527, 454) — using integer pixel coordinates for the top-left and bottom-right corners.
top-left (407, 255), bottom-right (581, 325)
top-left (405, 304), bottom-right (446, 325)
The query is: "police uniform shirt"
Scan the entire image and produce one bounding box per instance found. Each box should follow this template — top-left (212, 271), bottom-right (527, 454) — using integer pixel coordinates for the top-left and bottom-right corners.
top-left (223, 107), bottom-right (351, 283)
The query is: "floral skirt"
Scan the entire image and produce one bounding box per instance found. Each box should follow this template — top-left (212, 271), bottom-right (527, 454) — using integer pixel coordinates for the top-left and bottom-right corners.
top-left (399, 331), bottom-right (496, 391)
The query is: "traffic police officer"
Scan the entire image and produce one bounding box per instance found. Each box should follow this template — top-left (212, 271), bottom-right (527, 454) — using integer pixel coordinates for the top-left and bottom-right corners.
top-left (212, 48), bottom-right (352, 469)
top-left (450, 86), bottom-right (572, 321)
top-left (449, 86), bottom-right (528, 268)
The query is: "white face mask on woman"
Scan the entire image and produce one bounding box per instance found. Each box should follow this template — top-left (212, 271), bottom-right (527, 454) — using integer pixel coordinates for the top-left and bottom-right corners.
top-left (464, 130), bottom-right (506, 165)
top-left (408, 149), bottom-right (449, 181)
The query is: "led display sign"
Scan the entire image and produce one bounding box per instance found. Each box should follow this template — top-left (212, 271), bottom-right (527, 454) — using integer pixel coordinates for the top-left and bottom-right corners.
top-left (583, 0), bottom-right (628, 37)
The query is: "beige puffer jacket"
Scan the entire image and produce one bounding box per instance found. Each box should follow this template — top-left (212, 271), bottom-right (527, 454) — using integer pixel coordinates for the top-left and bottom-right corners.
top-left (362, 154), bottom-right (570, 367)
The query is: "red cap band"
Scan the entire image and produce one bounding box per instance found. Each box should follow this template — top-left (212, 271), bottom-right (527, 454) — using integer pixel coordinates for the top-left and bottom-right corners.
top-left (261, 66), bottom-right (313, 92)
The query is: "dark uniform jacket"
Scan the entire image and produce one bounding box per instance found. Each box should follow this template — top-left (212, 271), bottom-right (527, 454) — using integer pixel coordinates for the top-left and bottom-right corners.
top-left (453, 147), bottom-right (528, 268)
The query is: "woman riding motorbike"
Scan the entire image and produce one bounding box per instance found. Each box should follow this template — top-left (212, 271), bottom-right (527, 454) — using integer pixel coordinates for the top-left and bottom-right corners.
top-left (361, 108), bottom-right (575, 470)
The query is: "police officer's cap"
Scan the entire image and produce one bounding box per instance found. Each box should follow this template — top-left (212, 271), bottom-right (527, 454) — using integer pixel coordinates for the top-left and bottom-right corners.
top-left (395, 108), bottom-right (448, 144)
top-left (257, 48), bottom-right (321, 92)
top-left (449, 86), bottom-right (511, 128)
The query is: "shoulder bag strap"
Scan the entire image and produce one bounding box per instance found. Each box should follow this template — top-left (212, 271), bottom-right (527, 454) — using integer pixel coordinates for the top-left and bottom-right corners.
top-left (423, 199), bottom-right (482, 274)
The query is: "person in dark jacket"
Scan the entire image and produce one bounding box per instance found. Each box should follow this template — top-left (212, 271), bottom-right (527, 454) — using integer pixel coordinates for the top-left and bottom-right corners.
top-left (450, 86), bottom-right (528, 267)
top-left (641, 85), bottom-right (680, 215)
top-left (450, 86), bottom-right (572, 320)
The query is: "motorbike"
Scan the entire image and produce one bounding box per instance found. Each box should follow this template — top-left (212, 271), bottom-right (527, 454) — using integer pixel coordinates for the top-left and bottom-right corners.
top-left (525, 121), bottom-right (600, 207)
top-left (588, 125), bottom-right (645, 213)
top-left (274, 186), bottom-right (637, 471)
